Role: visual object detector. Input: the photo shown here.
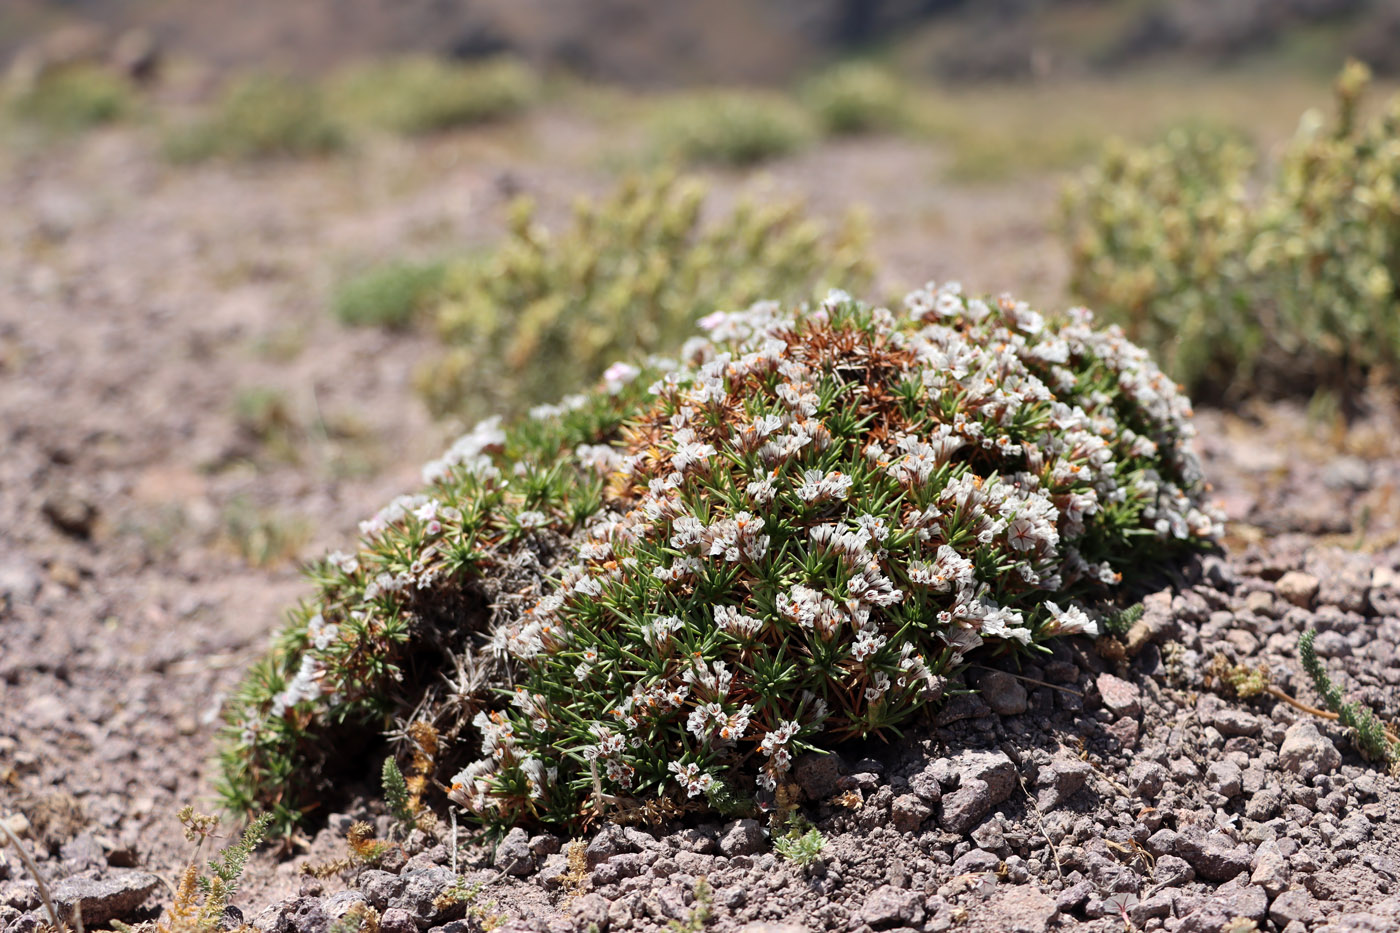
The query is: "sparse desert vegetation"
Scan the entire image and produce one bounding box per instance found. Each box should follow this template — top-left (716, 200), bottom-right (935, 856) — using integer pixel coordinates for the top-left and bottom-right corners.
top-left (5, 6), bottom-right (1400, 933)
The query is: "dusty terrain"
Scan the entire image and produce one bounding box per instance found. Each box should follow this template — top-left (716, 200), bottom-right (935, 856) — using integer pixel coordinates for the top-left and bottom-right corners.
top-left (3, 94), bottom-right (1400, 933)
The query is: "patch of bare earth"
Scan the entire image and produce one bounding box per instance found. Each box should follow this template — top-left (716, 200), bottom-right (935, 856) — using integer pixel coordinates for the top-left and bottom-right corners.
top-left (3, 112), bottom-right (1400, 933)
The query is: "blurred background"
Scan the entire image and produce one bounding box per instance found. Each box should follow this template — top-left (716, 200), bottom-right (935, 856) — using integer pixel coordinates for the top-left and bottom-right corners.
top-left (4, 0), bottom-right (1400, 887)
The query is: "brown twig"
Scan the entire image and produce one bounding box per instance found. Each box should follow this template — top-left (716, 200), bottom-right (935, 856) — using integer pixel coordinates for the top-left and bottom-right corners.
top-left (1017, 775), bottom-right (1064, 882)
top-left (1, 816), bottom-right (64, 932)
top-left (973, 666), bottom-right (1084, 697)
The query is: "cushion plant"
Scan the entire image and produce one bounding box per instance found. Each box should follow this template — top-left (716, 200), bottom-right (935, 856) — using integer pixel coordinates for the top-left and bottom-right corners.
top-left (219, 285), bottom-right (1221, 834)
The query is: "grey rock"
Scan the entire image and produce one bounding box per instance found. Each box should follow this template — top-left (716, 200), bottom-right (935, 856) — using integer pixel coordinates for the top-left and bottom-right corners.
top-left (591, 852), bottom-right (648, 886)
top-left (41, 488), bottom-right (97, 539)
top-left (950, 849), bottom-right (1000, 875)
top-left (860, 885), bottom-right (923, 929)
top-left (718, 819), bottom-right (764, 857)
top-left (1214, 880), bottom-right (1268, 921)
top-left (1095, 673), bottom-right (1142, 719)
top-left (934, 693), bottom-right (991, 725)
top-left (585, 824), bottom-right (631, 868)
top-left (0, 560), bottom-right (41, 608)
top-left (836, 771), bottom-right (880, 793)
top-left (1210, 708), bottom-right (1263, 737)
top-left (391, 868), bottom-right (458, 926)
top-left (977, 670), bottom-right (1028, 715)
top-left (378, 907), bottom-right (418, 933)
top-left (951, 749), bottom-right (1017, 803)
top-left (1128, 761), bottom-right (1169, 798)
top-left (990, 886), bottom-right (1055, 933)
top-left (1245, 787), bottom-right (1281, 821)
top-left (937, 778), bottom-right (992, 834)
top-left (675, 827), bottom-right (718, 854)
top-left (1176, 902), bottom-right (1239, 933)
top-left (58, 834), bottom-right (104, 872)
top-left (254, 896), bottom-right (330, 933)
top-left (1277, 571), bottom-right (1320, 608)
top-left (738, 924), bottom-right (810, 933)
top-left (571, 893), bottom-right (610, 931)
top-left (1153, 854), bottom-right (1194, 887)
top-left (1270, 889), bottom-right (1323, 928)
top-left (890, 794), bottom-right (931, 834)
top-left (907, 765), bottom-right (942, 804)
top-left (1205, 760), bottom-right (1243, 798)
top-left (1, 880), bottom-right (40, 911)
top-left (50, 870), bottom-right (161, 926)
top-left (1313, 628), bottom-right (1351, 658)
top-left (793, 752), bottom-right (844, 801)
top-left (1036, 757), bottom-right (1091, 810)
top-left (1055, 879), bottom-right (1093, 912)
top-left (358, 870), bottom-right (407, 910)
top-left (530, 833), bottom-right (563, 857)
top-left (495, 827), bottom-right (534, 876)
top-left (619, 827), bottom-right (659, 852)
top-left (1145, 828), bottom-right (1179, 857)
top-left (1176, 826), bottom-right (1251, 882)
top-left (325, 891), bottom-right (368, 921)
top-left (1250, 838), bottom-right (1289, 896)
top-left (1130, 893), bottom-right (1174, 924)
top-left (1278, 721), bottom-right (1342, 781)
top-left (1325, 912), bottom-right (1400, 933)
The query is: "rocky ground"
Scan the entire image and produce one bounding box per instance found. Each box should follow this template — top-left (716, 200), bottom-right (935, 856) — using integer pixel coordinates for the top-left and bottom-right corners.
top-left (3, 103), bottom-right (1400, 933)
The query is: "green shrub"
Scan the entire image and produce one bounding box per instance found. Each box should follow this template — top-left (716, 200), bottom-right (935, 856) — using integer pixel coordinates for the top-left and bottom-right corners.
top-left (333, 260), bottom-right (447, 330)
top-left (5, 65), bottom-right (134, 133)
top-left (800, 62), bottom-right (909, 136)
top-left (1062, 61), bottom-right (1400, 403)
top-left (329, 56), bottom-right (537, 135)
top-left (166, 73), bottom-right (346, 162)
top-left (649, 91), bottom-right (813, 166)
top-left (418, 171), bottom-right (872, 421)
top-left (218, 284), bottom-right (1220, 834)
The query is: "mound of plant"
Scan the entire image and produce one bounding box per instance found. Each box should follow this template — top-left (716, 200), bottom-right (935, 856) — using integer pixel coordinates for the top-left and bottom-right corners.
top-left (333, 260), bottom-right (448, 330)
top-left (3, 64), bottom-right (135, 134)
top-left (219, 284), bottom-right (1221, 834)
top-left (1063, 61), bottom-right (1400, 403)
top-left (648, 91), bottom-right (814, 166)
top-left (419, 171), bottom-right (872, 421)
top-left (800, 61), bottom-right (910, 137)
top-left (329, 56), bottom-right (537, 136)
top-left (166, 73), bottom-right (346, 162)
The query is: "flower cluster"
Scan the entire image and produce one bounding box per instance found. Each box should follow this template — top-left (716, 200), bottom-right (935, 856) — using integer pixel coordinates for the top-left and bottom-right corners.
top-left (451, 287), bottom-right (1221, 827)
top-left (219, 284), bottom-right (1221, 834)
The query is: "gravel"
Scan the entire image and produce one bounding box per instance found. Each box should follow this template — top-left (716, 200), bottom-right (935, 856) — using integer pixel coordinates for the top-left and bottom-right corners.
top-left (6, 102), bottom-right (1400, 933)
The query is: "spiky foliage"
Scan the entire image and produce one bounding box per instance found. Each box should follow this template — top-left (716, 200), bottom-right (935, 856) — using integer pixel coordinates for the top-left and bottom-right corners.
top-left (166, 73), bottom-right (345, 162)
top-left (220, 283), bottom-right (1219, 833)
top-left (198, 813), bottom-right (271, 925)
top-left (420, 172), bottom-right (871, 421)
top-left (382, 757), bottom-right (417, 835)
top-left (800, 62), bottom-right (910, 136)
top-left (774, 822), bottom-right (826, 867)
top-left (333, 261), bottom-right (447, 330)
top-left (328, 56), bottom-right (536, 136)
top-left (4, 64), bottom-right (134, 134)
top-left (649, 91), bottom-right (814, 166)
top-left (1063, 60), bottom-right (1400, 403)
top-left (1298, 629), bottom-right (1400, 766)
top-left (1100, 603), bottom-right (1144, 638)
top-left (143, 810), bottom-right (271, 933)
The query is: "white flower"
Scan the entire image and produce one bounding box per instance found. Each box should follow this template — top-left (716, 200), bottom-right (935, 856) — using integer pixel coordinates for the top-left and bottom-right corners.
top-left (603, 361), bottom-right (641, 394)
